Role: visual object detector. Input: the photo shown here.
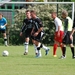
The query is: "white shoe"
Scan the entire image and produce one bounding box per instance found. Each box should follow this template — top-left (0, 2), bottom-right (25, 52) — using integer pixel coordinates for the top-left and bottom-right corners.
top-left (36, 53), bottom-right (42, 58)
top-left (60, 55), bottom-right (66, 59)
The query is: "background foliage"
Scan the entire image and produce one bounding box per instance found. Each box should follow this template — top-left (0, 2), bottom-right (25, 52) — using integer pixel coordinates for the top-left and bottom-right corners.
top-left (7, 4), bottom-right (74, 45)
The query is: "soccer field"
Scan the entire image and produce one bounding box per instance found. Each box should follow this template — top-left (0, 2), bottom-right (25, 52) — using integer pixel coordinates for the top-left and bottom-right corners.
top-left (0, 45), bottom-right (75, 75)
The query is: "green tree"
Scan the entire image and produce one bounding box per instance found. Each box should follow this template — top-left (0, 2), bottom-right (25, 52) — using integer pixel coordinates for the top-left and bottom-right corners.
top-left (9, 4), bottom-right (73, 45)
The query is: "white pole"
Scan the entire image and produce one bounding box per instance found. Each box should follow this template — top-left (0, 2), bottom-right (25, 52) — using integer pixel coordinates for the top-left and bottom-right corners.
top-left (72, 2), bottom-right (74, 22)
top-left (0, 2), bottom-right (74, 4)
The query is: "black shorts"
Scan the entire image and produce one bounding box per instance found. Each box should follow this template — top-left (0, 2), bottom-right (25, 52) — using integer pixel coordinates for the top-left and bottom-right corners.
top-left (25, 29), bottom-right (32, 38)
top-left (31, 31), bottom-right (44, 42)
top-left (62, 31), bottom-right (73, 44)
top-left (0, 30), bottom-right (6, 33)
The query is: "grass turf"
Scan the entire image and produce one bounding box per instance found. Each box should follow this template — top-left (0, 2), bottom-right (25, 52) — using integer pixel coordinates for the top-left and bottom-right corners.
top-left (0, 45), bottom-right (75, 75)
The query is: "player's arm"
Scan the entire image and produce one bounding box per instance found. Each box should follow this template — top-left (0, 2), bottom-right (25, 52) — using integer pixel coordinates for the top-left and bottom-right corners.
top-left (0, 18), bottom-right (7, 29)
top-left (70, 28), bottom-right (75, 40)
top-left (36, 27), bottom-right (43, 33)
top-left (20, 20), bottom-right (26, 36)
top-left (64, 19), bottom-right (68, 37)
top-left (4, 23), bottom-right (7, 26)
top-left (57, 26), bottom-right (61, 36)
top-left (71, 28), bottom-right (75, 35)
top-left (70, 20), bottom-right (75, 40)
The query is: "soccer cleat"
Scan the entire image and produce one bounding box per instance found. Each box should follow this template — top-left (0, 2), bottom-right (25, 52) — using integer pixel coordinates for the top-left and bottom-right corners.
top-left (53, 55), bottom-right (57, 57)
top-left (5, 45), bottom-right (8, 47)
top-left (35, 53), bottom-right (42, 58)
top-left (45, 48), bottom-right (50, 55)
top-left (59, 55), bottom-right (66, 59)
top-left (72, 56), bottom-right (75, 59)
top-left (24, 52), bottom-right (28, 55)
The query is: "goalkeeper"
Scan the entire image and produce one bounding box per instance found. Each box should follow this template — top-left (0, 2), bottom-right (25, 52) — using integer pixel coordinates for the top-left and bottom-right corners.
top-left (0, 13), bottom-right (8, 46)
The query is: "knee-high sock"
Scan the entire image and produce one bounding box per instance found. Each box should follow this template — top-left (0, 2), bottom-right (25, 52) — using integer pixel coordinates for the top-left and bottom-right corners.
top-left (36, 43), bottom-right (42, 56)
top-left (33, 44), bottom-right (38, 54)
top-left (4, 37), bottom-right (7, 46)
top-left (53, 44), bottom-right (58, 55)
top-left (71, 47), bottom-right (74, 57)
top-left (42, 44), bottom-right (48, 50)
top-left (62, 47), bottom-right (66, 57)
top-left (24, 42), bottom-right (29, 53)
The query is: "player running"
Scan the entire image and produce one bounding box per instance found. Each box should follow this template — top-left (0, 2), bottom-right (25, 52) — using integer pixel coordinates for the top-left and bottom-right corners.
top-left (31, 10), bottom-right (50, 57)
top-left (51, 12), bottom-right (64, 57)
top-left (0, 13), bottom-right (8, 46)
top-left (20, 10), bottom-right (38, 55)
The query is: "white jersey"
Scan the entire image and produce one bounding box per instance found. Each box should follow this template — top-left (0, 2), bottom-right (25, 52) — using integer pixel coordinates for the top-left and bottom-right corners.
top-left (54, 17), bottom-right (63, 32)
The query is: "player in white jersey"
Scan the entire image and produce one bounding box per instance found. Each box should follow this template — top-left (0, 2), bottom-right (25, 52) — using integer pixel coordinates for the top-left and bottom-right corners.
top-left (51, 12), bottom-right (64, 57)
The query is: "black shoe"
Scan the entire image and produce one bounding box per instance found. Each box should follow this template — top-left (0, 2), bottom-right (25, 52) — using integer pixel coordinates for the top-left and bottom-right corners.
top-left (24, 52), bottom-right (28, 55)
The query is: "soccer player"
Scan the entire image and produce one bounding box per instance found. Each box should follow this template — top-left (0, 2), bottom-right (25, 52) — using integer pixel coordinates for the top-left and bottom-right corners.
top-left (20, 10), bottom-right (38, 55)
top-left (51, 12), bottom-right (64, 57)
top-left (0, 13), bottom-right (8, 46)
top-left (61, 10), bottom-right (75, 59)
top-left (30, 10), bottom-right (50, 57)
top-left (70, 18), bottom-right (75, 40)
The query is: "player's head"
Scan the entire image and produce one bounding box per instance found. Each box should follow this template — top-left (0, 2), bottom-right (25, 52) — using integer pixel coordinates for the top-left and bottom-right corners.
top-left (30, 10), bottom-right (37, 19)
top-left (0, 13), bottom-right (3, 19)
top-left (51, 12), bottom-right (57, 19)
top-left (62, 10), bottom-right (68, 19)
top-left (26, 10), bottom-right (31, 18)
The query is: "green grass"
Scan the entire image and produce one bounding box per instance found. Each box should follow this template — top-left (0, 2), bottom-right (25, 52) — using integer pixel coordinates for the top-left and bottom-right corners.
top-left (71, 0), bottom-right (75, 2)
top-left (0, 45), bottom-right (75, 75)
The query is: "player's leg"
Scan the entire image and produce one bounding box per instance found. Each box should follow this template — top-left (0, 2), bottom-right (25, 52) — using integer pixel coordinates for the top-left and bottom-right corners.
top-left (59, 31), bottom-right (64, 56)
top-left (33, 44), bottom-right (38, 55)
top-left (32, 39), bottom-right (42, 57)
top-left (53, 32), bottom-right (58, 57)
top-left (3, 30), bottom-right (8, 46)
top-left (53, 41), bottom-right (58, 57)
top-left (60, 33), bottom-right (68, 59)
top-left (70, 44), bottom-right (75, 59)
top-left (41, 44), bottom-right (50, 55)
top-left (68, 32), bottom-right (75, 59)
top-left (59, 43), bottom-right (63, 55)
top-left (24, 37), bottom-right (29, 55)
top-left (37, 32), bottom-right (50, 55)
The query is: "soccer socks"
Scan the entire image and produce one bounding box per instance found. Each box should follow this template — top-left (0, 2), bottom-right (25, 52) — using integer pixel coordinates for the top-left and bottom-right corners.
top-left (33, 44), bottom-right (38, 54)
top-left (53, 44), bottom-right (58, 55)
top-left (36, 43), bottom-right (42, 57)
top-left (24, 42), bottom-right (29, 53)
top-left (70, 47), bottom-right (75, 57)
top-left (4, 37), bottom-right (8, 46)
top-left (62, 47), bottom-right (66, 57)
top-left (42, 44), bottom-right (49, 50)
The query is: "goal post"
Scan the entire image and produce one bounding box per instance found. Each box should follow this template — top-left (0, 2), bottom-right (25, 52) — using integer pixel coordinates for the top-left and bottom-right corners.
top-left (0, 1), bottom-right (74, 21)
top-left (0, 1), bottom-right (74, 45)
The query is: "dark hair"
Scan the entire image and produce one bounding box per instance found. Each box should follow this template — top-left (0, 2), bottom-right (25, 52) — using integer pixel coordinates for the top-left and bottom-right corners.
top-left (26, 10), bottom-right (30, 12)
top-left (30, 10), bottom-right (36, 15)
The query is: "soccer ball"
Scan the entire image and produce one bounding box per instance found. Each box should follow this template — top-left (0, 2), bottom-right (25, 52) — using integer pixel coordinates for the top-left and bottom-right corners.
top-left (2, 50), bottom-right (9, 56)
